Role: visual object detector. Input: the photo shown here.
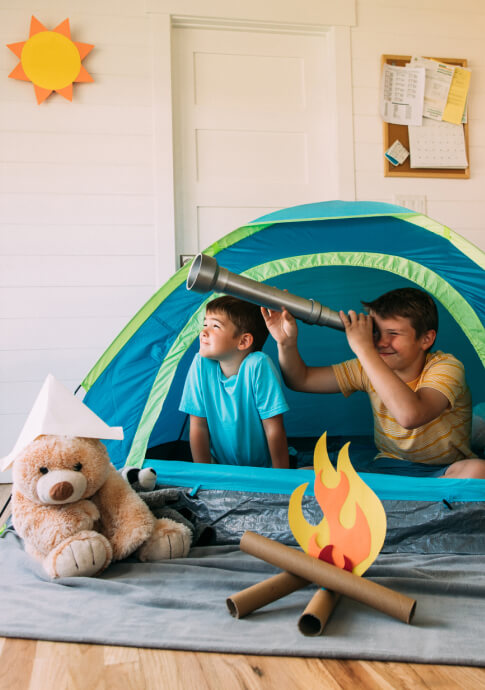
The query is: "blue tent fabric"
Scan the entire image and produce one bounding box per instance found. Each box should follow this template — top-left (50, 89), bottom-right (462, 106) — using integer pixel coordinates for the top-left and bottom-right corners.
top-left (81, 201), bottom-right (485, 471)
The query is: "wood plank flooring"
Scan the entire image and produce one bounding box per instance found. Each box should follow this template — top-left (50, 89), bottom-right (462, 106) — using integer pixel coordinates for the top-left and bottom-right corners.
top-left (1, 639), bottom-right (485, 689)
top-left (2, 485), bottom-right (484, 689)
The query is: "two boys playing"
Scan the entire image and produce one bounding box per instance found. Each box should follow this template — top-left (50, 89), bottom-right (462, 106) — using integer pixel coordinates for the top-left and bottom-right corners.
top-left (180, 289), bottom-right (485, 479)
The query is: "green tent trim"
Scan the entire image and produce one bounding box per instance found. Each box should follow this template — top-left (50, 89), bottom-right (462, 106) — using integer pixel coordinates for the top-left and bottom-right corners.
top-left (404, 214), bottom-right (485, 270)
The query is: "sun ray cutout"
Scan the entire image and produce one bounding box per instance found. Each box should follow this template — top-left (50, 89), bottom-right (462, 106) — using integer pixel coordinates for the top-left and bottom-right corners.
top-left (7, 16), bottom-right (94, 104)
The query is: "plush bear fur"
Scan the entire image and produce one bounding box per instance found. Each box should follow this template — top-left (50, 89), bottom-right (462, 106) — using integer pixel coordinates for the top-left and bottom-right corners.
top-left (11, 435), bottom-right (192, 578)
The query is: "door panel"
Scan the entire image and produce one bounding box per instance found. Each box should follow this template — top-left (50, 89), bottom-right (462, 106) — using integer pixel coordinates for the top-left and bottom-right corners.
top-left (172, 27), bottom-right (339, 255)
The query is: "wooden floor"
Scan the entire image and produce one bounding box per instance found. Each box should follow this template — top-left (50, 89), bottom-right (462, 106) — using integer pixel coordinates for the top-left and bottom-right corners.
top-left (2, 639), bottom-right (485, 690)
top-left (2, 485), bottom-right (485, 689)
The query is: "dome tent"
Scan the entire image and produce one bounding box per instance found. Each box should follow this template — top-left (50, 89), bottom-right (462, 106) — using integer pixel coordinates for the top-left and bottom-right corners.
top-left (81, 201), bottom-right (485, 470)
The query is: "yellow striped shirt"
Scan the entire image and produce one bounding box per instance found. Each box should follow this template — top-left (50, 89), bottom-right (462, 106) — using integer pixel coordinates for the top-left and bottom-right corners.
top-left (332, 351), bottom-right (472, 465)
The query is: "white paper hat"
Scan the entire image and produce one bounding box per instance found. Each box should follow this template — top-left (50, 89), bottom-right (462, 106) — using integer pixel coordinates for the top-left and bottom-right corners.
top-left (1, 374), bottom-right (124, 470)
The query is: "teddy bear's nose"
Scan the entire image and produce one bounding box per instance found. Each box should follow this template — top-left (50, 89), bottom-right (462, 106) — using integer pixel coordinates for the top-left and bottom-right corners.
top-left (49, 481), bottom-right (74, 502)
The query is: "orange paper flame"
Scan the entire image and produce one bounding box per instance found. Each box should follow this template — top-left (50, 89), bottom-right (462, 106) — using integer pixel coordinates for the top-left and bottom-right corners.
top-left (289, 433), bottom-right (386, 576)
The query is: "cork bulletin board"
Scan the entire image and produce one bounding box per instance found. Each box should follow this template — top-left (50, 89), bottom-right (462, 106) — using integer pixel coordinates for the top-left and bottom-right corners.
top-left (382, 55), bottom-right (470, 179)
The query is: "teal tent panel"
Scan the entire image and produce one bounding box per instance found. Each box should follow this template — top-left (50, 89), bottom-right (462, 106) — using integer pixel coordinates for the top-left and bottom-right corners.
top-left (145, 459), bottom-right (485, 502)
top-left (249, 200), bottom-right (414, 223)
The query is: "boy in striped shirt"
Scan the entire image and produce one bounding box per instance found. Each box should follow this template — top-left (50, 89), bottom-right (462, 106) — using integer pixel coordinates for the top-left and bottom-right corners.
top-left (263, 287), bottom-right (485, 479)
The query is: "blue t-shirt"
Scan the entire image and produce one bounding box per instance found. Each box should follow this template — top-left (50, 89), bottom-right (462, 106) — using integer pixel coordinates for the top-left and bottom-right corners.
top-left (179, 351), bottom-right (289, 467)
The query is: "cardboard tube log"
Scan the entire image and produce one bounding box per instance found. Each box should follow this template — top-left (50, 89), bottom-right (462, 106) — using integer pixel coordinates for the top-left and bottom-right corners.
top-left (226, 571), bottom-right (309, 619)
top-left (298, 590), bottom-right (341, 636)
top-left (186, 253), bottom-right (345, 331)
top-left (240, 531), bottom-right (416, 624)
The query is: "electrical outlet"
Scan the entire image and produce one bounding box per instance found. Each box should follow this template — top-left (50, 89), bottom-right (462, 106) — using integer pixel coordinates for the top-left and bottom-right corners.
top-left (393, 195), bottom-right (427, 214)
top-left (180, 254), bottom-right (196, 268)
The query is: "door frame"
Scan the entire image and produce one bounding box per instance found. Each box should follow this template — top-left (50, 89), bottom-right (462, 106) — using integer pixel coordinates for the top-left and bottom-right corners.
top-left (147, 0), bottom-right (356, 283)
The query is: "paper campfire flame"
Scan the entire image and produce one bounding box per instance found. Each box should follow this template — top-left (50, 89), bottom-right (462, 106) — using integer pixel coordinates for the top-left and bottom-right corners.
top-left (289, 433), bottom-right (387, 577)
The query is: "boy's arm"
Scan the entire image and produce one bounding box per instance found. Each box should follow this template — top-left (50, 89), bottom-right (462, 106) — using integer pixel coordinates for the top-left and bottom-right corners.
top-left (341, 310), bottom-right (449, 429)
top-left (262, 414), bottom-right (289, 469)
top-left (262, 307), bottom-right (340, 393)
top-left (189, 415), bottom-right (212, 463)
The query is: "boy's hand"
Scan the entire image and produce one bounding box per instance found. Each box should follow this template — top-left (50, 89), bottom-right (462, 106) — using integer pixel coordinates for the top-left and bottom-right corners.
top-left (261, 307), bottom-right (298, 346)
top-left (339, 310), bottom-right (375, 357)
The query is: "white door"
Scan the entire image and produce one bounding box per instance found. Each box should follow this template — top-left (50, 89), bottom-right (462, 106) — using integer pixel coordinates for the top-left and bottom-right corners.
top-left (172, 27), bottom-right (351, 259)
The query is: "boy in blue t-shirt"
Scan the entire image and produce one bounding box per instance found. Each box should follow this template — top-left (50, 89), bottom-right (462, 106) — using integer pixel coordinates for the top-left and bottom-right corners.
top-left (179, 296), bottom-right (289, 468)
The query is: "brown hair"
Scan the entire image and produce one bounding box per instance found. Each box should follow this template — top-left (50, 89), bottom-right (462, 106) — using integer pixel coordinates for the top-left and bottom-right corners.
top-left (362, 287), bottom-right (438, 339)
top-left (206, 296), bottom-right (268, 351)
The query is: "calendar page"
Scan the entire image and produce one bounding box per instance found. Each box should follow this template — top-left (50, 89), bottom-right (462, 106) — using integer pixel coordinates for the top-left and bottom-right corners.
top-left (408, 119), bottom-right (468, 168)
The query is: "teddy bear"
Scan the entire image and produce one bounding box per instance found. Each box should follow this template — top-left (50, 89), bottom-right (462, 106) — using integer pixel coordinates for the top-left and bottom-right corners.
top-left (11, 434), bottom-right (192, 578)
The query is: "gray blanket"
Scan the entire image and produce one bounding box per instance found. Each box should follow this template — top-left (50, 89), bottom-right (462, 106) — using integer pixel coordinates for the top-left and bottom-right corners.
top-left (1, 527), bottom-right (484, 665)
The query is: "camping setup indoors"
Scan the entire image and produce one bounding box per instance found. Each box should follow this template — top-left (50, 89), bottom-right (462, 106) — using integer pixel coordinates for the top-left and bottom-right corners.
top-left (3, 2), bottom-right (485, 685)
top-left (1, 200), bottom-right (485, 671)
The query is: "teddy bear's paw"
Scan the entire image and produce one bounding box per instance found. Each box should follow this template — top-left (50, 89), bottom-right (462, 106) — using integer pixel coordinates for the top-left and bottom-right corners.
top-left (137, 518), bottom-right (192, 561)
top-left (45, 531), bottom-right (113, 578)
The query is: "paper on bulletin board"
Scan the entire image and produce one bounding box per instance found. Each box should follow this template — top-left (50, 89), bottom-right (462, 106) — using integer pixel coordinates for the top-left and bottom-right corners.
top-left (443, 66), bottom-right (471, 125)
top-left (385, 139), bottom-right (409, 166)
top-left (408, 119), bottom-right (468, 169)
top-left (408, 57), bottom-right (454, 121)
top-left (380, 63), bottom-right (425, 126)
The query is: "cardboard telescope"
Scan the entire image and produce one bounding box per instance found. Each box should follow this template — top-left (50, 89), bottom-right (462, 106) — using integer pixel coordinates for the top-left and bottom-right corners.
top-left (186, 253), bottom-right (345, 331)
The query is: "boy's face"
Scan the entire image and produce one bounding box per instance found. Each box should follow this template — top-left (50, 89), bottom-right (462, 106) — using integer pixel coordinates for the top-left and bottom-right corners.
top-left (371, 312), bottom-right (435, 376)
top-left (199, 311), bottom-right (241, 360)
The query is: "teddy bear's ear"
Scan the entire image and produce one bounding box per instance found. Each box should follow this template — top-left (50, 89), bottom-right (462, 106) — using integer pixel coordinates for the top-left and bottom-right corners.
top-left (81, 437), bottom-right (106, 449)
top-left (0, 437), bottom-right (40, 470)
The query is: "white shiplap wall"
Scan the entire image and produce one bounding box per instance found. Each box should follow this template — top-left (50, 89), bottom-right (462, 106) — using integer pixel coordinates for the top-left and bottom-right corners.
top-left (1, 0), bottom-right (485, 461)
top-left (352, 0), bottom-right (485, 250)
top-left (0, 2), bottom-right (156, 457)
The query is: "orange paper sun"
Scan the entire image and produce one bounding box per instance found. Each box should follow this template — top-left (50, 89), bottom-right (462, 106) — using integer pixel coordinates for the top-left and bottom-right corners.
top-left (7, 16), bottom-right (94, 104)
